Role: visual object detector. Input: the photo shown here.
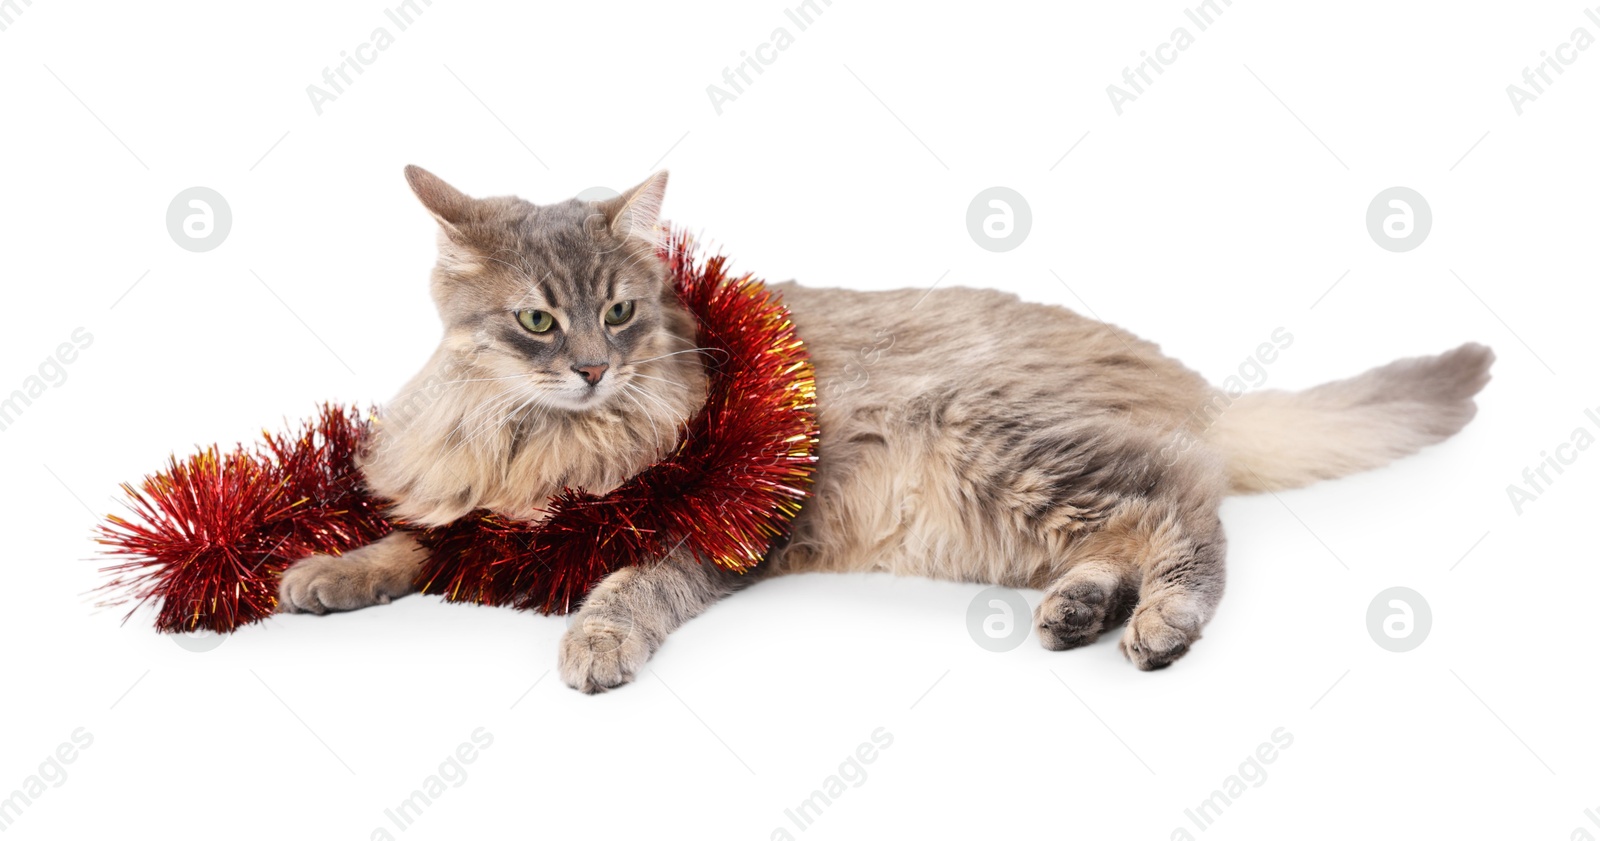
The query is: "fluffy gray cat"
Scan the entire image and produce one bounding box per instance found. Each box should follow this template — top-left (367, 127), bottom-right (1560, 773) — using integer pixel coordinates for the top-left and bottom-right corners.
top-left (278, 168), bottom-right (1493, 692)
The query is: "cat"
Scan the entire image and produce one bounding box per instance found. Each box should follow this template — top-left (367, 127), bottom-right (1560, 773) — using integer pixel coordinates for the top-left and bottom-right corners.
top-left (278, 166), bottom-right (1494, 693)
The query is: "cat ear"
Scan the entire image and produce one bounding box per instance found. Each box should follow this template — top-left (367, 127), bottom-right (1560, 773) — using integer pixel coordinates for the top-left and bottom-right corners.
top-left (404, 165), bottom-right (473, 234)
top-left (602, 171), bottom-right (668, 247)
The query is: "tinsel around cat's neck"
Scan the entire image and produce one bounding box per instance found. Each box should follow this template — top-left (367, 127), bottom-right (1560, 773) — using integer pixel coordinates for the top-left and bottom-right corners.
top-left (94, 229), bottom-right (820, 633)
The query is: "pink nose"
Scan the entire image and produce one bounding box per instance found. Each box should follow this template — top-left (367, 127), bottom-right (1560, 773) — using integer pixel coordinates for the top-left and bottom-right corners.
top-left (573, 363), bottom-right (609, 385)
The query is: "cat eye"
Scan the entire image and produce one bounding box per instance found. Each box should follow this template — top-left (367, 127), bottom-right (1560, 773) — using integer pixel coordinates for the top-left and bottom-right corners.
top-left (516, 309), bottom-right (556, 334)
top-left (604, 300), bottom-right (635, 326)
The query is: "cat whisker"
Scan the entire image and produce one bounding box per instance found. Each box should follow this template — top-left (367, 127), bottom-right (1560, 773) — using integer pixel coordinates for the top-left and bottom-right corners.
top-left (620, 377), bottom-right (678, 419)
top-left (485, 250), bottom-right (538, 283)
top-left (620, 379), bottom-right (680, 421)
top-left (622, 371), bottom-right (691, 390)
top-left (443, 387), bottom-right (534, 460)
top-left (630, 347), bottom-right (726, 366)
top-left (616, 386), bottom-right (664, 456)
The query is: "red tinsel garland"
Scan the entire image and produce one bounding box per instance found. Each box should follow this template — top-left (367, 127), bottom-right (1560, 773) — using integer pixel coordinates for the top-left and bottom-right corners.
top-left (95, 404), bottom-right (394, 632)
top-left (96, 231), bottom-right (819, 632)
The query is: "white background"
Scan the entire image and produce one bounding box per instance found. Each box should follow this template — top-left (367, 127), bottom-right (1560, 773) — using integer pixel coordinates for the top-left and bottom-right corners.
top-left (2, 1), bottom-right (1597, 838)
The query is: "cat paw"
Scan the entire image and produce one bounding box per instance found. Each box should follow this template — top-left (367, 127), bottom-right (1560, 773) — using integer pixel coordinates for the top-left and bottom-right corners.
top-left (1036, 573), bottom-right (1131, 651)
top-left (1036, 581), bottom-right (1114, 650)
top-left (559, 612), bottom-right (649, 694)
top-left (1118, 599), bottom-right (1201, 671)
top-left (278, 553), bottom-right (399, 615)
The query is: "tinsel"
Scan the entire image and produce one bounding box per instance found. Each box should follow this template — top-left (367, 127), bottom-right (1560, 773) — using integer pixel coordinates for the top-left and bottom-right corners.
top-left (96, 230), bottom-right (818, 632)
top-left (96, 404), bottom-right (393, 632)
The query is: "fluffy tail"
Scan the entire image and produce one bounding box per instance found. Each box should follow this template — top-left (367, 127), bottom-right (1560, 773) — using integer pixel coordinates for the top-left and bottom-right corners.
top-left (1206, 343), bottom-right (1494, 494)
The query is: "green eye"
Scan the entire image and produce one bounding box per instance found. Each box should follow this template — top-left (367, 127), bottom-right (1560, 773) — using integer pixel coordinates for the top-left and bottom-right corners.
top-left (516, 310), bottom-right (555, 333)
top-left (604, 300), bottom-right (635, 326)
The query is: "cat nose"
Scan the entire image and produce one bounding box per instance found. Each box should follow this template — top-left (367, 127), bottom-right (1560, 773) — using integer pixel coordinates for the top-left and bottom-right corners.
top-left (573, 362), bottom-right (609, 385)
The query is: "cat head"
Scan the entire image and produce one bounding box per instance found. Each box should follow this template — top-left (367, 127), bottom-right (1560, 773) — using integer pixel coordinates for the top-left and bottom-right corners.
top-left (403, 165), bottom-right (696, 414)
top-left (360, 168), bottom-right (707, 526)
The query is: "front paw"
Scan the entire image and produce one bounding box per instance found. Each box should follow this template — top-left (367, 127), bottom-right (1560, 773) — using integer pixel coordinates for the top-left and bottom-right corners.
top-left (1036, 578), bottom-right (1128, 651)
top-left (1118, 599), bottom-right (1201, 671)
top-left (278, 553), bottom-right (399, 615)
top-left (559, 612), bottom-right (649, 694)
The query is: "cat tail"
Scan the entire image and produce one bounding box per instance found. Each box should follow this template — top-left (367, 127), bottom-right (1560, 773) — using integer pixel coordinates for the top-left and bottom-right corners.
top-left (1205, 342), bottom-right (1494, 495)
